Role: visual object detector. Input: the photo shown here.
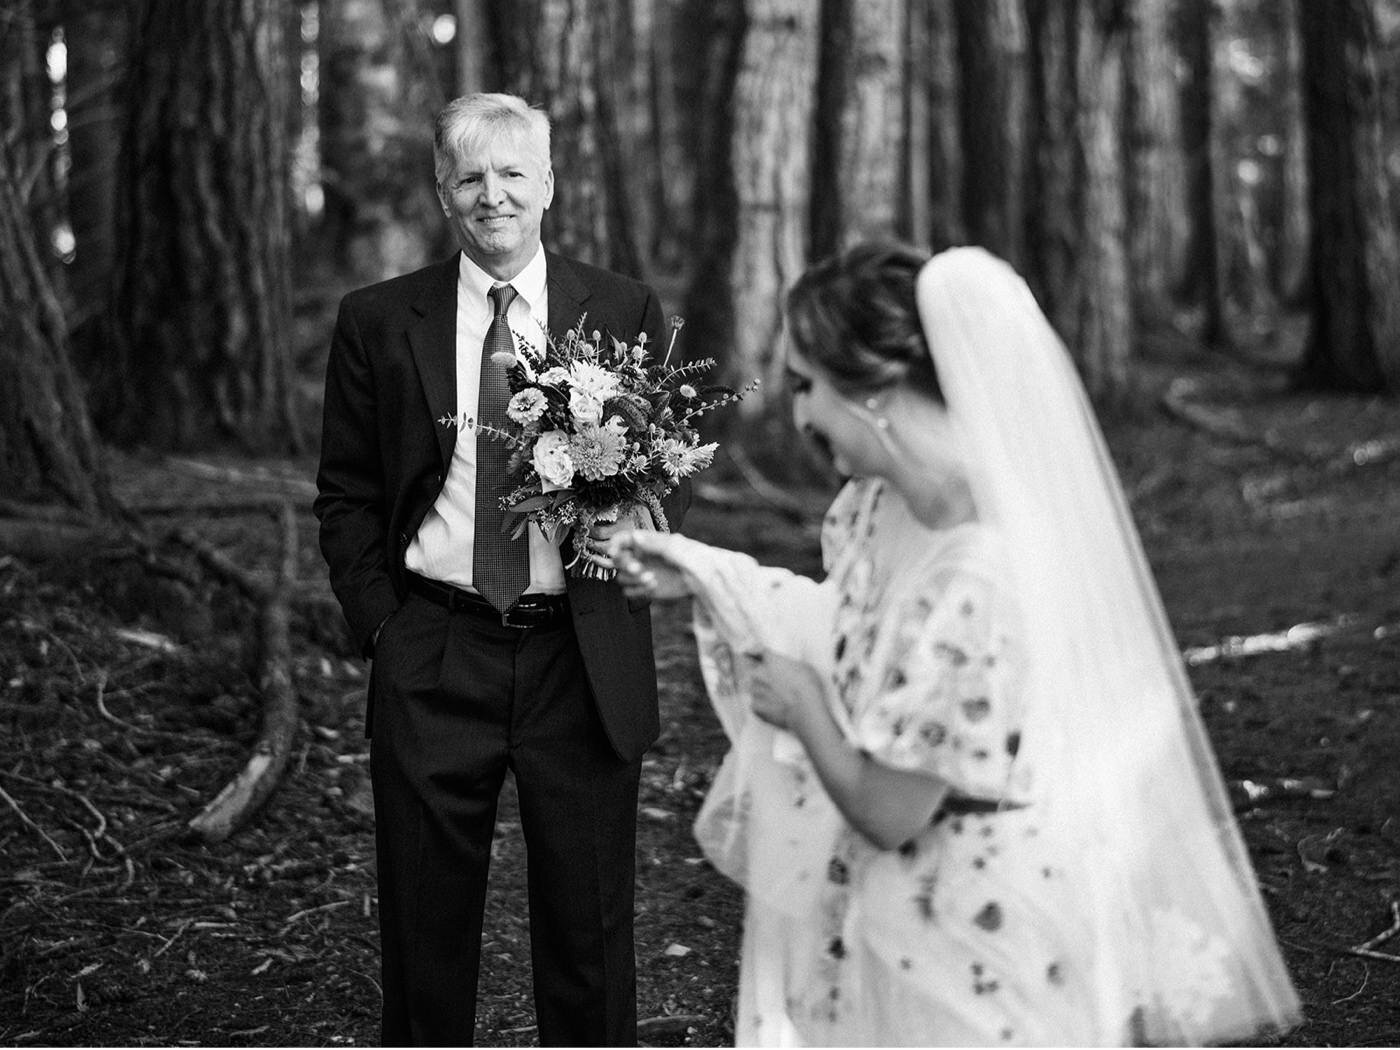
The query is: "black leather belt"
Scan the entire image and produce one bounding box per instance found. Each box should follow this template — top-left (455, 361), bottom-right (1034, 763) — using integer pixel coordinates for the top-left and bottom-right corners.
top-left (406, 572), bottom-right (569, 629)
top-left (934, 797), bottom-right (1028, 823)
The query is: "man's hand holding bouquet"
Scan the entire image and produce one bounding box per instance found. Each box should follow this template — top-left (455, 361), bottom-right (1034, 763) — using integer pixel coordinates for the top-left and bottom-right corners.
top-left (443, 316), bottom-right (754, 578)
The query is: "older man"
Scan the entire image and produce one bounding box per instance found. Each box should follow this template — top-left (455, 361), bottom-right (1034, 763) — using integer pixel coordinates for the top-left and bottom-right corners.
top-left (314, 92), bottom-right (685, 1047)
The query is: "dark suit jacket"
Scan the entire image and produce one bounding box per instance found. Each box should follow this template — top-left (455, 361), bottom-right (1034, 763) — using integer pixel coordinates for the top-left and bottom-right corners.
top-left (314, 250), bottom-right (688, 762)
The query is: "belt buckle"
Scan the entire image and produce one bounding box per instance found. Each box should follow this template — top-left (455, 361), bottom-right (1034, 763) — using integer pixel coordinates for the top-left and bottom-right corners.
top-left (500, 607), bottom-right (533, 629)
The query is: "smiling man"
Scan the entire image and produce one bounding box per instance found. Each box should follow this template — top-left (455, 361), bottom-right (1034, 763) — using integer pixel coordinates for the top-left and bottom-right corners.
top-left (314, 93), bottom-right (687, 1047)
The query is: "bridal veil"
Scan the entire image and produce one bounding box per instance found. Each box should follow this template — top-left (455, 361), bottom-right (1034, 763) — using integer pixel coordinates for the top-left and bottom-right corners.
top-left (918, 247), bottom-right (1300, 1043)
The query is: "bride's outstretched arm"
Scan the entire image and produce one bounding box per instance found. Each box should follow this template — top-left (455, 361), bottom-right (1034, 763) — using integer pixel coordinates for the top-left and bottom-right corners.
top-left (751, 652), bottom-right (949, 851)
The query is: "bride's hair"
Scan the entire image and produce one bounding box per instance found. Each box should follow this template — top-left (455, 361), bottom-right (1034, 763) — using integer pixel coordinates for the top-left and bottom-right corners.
top-left (785, 242), bottom-right (942, 402)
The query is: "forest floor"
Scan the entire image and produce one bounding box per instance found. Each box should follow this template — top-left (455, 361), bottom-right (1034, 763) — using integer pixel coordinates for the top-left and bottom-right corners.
top-left (2, 337), bottom-right (1400, 1048)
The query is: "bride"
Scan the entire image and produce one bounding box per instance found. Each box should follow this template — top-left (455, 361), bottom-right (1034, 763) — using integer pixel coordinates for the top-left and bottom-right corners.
top-left (611, 243), bottom-right (1301, 1046)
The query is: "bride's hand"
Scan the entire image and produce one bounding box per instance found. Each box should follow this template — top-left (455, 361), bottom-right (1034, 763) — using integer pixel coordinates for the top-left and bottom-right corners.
top-left (748, 652), bottom-right (824, 734)
top-left (608, 530), bottom-right (693, 600)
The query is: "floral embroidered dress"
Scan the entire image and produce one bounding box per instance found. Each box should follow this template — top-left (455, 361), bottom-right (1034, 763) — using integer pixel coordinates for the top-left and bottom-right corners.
top-left (672, 478), bottom-right (1097, 1046)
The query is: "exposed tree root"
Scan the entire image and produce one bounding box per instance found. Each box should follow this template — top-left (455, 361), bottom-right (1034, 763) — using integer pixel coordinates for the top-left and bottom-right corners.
top-left (181, 503), bottom-right (301, 842)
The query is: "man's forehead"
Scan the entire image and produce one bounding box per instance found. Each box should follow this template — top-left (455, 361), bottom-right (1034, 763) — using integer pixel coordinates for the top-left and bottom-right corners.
top-left (453, 129), bottom-right (545, 169)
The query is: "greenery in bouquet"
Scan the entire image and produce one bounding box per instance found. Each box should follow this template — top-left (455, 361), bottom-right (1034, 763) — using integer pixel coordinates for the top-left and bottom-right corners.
top-left (443, 316), bottom-right (755, 577)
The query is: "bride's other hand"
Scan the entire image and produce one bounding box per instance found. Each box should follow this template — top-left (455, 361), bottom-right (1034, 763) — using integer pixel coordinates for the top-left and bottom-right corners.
top-left (748, 652), bottom-right (824, 734)
top-left (609, 530), bottom-right (693, 600)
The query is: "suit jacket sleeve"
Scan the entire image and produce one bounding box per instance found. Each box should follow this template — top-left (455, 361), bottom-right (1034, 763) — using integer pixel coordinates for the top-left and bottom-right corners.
top-left (314, 295), bottom-right (401, 656)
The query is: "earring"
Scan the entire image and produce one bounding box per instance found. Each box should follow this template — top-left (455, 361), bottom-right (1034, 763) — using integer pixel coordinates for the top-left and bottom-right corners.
top-left (865, 397), bottom-right (891, 430)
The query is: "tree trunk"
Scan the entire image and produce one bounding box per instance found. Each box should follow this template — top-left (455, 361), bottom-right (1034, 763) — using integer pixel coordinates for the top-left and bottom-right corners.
top-left (676, 0), bottom-right (746, 388)
top-left (918, 0), bottom-right (964, 250)
top-left (1025, 0), bottom-right (1132, 406)
top-left (1074, 0), bottom-right (1132, 404)
top-left (96, 0), bottom-right (301, 453)
top-left (954, 0), bottom-right (1029, 269)
top-left (1276, 0), bottom-right (1309, 304)
top-left (453, 0), bottom-right (490, 95)
top-left (1125, 0), bottom-right (1187, 325)
top-left (812, 0), bottom-right (906, 257)
top-left (318, 0), bottom-right (440, 285)
top-left (1296, 0), bottom-right (1400, 392)
top-left (0, 21), bottom-right (114, 518)
top-left (1176, 0), bottom-right (1227, 347)
top-left (726, 0), bottom-right (820, 414)
top-left (642, 0), bottom-right (694, 271)
top-left (1024, 0), bottom-right (1078, 333)
top-left (62, 2), bottom-right (125, 329)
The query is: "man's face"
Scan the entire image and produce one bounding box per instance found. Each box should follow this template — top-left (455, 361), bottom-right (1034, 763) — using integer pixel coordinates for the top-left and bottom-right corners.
top-left (437, 130), bottom-right (554, 279)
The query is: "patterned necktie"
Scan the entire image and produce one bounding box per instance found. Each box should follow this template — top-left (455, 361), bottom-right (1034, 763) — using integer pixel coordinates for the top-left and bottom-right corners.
top-left (473, 284), bottom-right (530, 612)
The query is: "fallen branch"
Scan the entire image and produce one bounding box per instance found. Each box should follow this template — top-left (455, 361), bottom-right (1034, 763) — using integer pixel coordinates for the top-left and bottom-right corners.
top-left (187, 503), bottom-right (301, 843)
top-left (637, 1014), bottom-right (707, 1037)
top-left (1346, 901), bottom-right (1400, 963)
top-left (1160, 379), bottom-right (1320, 464)
top-left (0, 781), bottom-right (68, 860)
top-left (163, 456), bottom-right (317, 501)
top-left (1228, 776), bottom-right (1334, 810)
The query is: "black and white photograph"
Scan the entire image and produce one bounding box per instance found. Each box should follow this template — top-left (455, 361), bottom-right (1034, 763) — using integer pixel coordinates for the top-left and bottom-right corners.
top-left (2, 0), bottom-right (1398, 1046)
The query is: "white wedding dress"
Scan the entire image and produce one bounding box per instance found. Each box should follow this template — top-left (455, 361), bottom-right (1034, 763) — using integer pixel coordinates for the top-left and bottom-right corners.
top-left (662, 247), bottom-right (1300, 1047)
top-left (671, 478), bottom-right (1097, 1045)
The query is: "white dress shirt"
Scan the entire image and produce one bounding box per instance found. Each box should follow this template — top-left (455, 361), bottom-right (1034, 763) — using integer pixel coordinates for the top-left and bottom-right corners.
top-left (404, 247), bottom-right (567, 594)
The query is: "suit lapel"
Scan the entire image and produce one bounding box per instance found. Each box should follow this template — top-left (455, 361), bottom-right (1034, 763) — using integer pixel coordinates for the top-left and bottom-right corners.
top-left (547, 251), bottom-right (593, 341)
top-left (407, 254), bottom-right (462, 470)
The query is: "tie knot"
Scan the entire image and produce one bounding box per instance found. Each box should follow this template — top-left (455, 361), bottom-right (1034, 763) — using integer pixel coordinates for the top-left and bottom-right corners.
top-left (488, 284), bottom-right (517, 318)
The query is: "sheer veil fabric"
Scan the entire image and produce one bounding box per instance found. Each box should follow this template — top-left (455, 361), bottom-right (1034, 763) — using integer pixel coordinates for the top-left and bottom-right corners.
top-left (659, 245), bottom-right (1301, 1045)
top-left (918, 247), bottom-right (1300, 1043)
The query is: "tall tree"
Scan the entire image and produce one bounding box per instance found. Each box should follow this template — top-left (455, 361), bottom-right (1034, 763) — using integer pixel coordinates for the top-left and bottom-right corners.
top-left (501, 0), bottom-right (644, 278)
top-left (1275, 0), bottom-right (1309, 303)
top-left (1124, 0), bottom-right (1188, 325)
top-left (1176, 0), bottom-right (1228, 347)
top-left (0, 7), bottom-right (115, 516)
top-left (915, 0), bottom-right (964, 250)
top-left (318, 0), bottom-right (442, 285)
top-left (811, 0), bottom-right (907, 257)
top-left (675, 0), bottom-right (746, 391)
top-left (1296, 0), bottom-right (1400, 392)
top-left (725, 0), bottom-right (820, 414)
top-left (92, 0), bottom-right (301, 452)
top-left (1025, 0), bottom-right (1133, 405)
top-left (953, 0), bottom-right (1029, 269)
top-left (453, 0), bottom-right (490, 95)
top-left (62, 1), bottom-right (125, 328)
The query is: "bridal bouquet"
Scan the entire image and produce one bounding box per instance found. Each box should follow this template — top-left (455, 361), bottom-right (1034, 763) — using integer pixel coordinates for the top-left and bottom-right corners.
top-left (444, 316), bottom-right (755, 577)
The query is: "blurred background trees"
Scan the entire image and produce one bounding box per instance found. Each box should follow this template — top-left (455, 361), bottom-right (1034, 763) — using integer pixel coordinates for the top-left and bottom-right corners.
top-left (2, 0), bottom-right (1399, 509)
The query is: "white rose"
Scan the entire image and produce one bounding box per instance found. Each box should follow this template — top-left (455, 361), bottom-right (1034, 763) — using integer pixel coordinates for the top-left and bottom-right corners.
top-left (569, 388), bottom-right (603, 425)
top-left (531, 430), bottom-right (575, 489)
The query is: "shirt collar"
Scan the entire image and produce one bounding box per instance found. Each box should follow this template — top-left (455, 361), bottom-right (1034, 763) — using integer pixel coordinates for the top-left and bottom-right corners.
top-left (457, 245), bottom-right (547, 314)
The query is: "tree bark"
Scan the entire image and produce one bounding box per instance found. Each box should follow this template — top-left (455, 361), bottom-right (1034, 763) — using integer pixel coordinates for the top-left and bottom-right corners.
top-left (1075, 0), bottom-right (1132, 405)
top-left (725, 0), bottom-right (820, 415)
top-left (812, 0), bottom-right (906, 257)
top-left (453, 0), bottom-right (491, 95)
top-left (918, 0), bottom-right (964, 250)
top-left (95, 0), bottom-right (302, 453)
top-left (1025, 0), bottom-right (1133, 406)
top-left (318, 0), bottom-right (441, 285)
top-left (1125, 0), bottom-right (1187, 325)
top-left (0, 7), bottom-right (117, 518)
top-left (499, 0), bottom-right (643, 278)
top-left (954, 0), bottom-right (1029, 269)
top-left (1176, 0), bottom-right (1228, 347)
top-left (61, 1), bottom-right (125, 329)
top-left (1296, 0), bottom-right (1400, 392)
top-left (1276, 0), bottom-right (1309, 304)
top-left (675, 0), bottom-right (746, 390)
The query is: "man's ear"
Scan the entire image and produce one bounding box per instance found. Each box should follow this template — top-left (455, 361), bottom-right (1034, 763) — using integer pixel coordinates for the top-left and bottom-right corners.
top-left (542, 167), bottom-right (555, 210)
